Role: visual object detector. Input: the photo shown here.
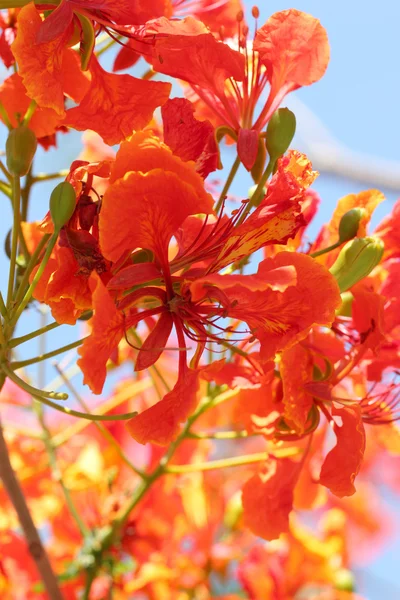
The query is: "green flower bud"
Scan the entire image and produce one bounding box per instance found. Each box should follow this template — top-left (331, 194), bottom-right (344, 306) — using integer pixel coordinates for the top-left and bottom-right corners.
top-left (77, 14), bottom-right (95, 71)
top-left (329, 236), bottom-right (384, 293)
top-left (265, 108), bottom-right (296, 161)
top-left (334, 568), bottom-right (355, 592)
top-left (336, 291), bottom-right (354, 317)
top-left (49, 181), bottom-right (76, 231)
top-left (338, 207), bottom-right (367, 243)
top-left (6, 125), bottom-right (37, 177)
top-left (223, 490), bottom-right (243, 529)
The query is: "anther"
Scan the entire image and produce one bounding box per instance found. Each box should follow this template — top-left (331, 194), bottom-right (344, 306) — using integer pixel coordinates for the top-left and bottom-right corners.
top-left (252, 6), bottom-right (260, 19)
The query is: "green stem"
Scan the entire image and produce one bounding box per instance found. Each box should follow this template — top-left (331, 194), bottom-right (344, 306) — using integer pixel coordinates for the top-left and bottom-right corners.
top-left (33, 399), bottom-right (89, 537)
top-left (0, 99), bottom-right (12, 129)
top-left (22, 100), bottom-right (37, 126)
top-left (32, 395), bottom-right (138, 422)
top-left (32, 170), bottom-right (69, 183)
top-left (0, 180), bottom-right (11, 197)
top-left (112, 388), bottom-right (237, 530)
top-left (215, 155), bottom-right (241, 213)
top-left (13, 233), bottom-right (51, 309)
top-left (9, 232), bottom-right (59, 326)
top-left (9, 338), bottom-right (87, 369)
top-left (0, 292), bottom-right (7, 318)
top-left (0, 160), bottom-right (11, 181)
top-left (9, 320), bottom-right (61, 348)
top-left (2, 363), bottom-right (69, 400)
top-left (238, 156), bottom-right (275, 224)
top-left (310, 240), bottom-right (342, 258)
top-left (6, 176), bottom-right (21, 308)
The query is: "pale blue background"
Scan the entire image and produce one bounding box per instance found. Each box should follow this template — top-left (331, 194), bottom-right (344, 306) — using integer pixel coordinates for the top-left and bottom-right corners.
top-left (0, 1), bottom-right (399, 596)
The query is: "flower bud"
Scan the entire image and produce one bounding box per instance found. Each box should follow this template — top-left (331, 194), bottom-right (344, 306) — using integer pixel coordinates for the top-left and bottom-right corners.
top-left (338, 207), bottom-right (366, 243)
top-left (6, 125), bottom-right (37, 177)
top-left (77, 14), bottom-right (95, 71)
top-left (336, 291), bottom-right (353, 317)
top-left (49, 181), bottom-right (76, 231)
top-left (334, 568), bottom-right (355, 592)
top-left (265, 108), bottom-right (296, 161)
top-left (329, 237), bottom-right (384, 293)
top-left (224, 490), bottom-right (243, 529)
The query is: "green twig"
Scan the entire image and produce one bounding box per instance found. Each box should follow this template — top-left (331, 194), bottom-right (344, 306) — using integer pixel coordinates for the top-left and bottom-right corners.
top-left (7, 176), bottom-right (21, 308)
top-left (215, 155), bottom-right (241, 213)
top-left (33, 399), bottom-right (89, 537)
top-left (9, 338), bottom-right (87, 369)
top-left (9, 320), bottom-right (62, 348)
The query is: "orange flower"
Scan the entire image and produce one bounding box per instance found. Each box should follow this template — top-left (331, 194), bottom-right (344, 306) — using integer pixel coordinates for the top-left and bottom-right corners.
top-left (143, 9), bottom-right (329, 169)
top-left (11, 4), bottom-right (90, 116)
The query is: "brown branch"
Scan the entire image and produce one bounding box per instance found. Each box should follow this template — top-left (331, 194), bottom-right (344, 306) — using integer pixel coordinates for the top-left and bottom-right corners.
top-left (0, 417), bottom-right (64, 599)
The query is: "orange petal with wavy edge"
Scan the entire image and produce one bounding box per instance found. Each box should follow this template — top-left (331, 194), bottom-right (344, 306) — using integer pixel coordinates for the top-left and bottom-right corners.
top-left (152, 32), bottom-right (245, 97)
top-left (162, 98), bottom-right (219, 178)
top-left (193, 252), bottom-right (341, 362)
top-left (242, 457), bottom-right (299, 540)
top-left (110, 131), bottom-right (215, 195)
top-left (319, 404), bottom-right (366, 497)
top-left (77, 278), bottom-right (125, 394)
top-left (235, 385), bottom-right (281, 437)
top-left (45, 247), bottom-right (93, 324)
top-left (0, 74), bottom-right (61, 138)
top-left (254, 9), bottom-right (329, 91)
top-left (11, 4), bottom-right (88, 115)
top-left (100, 168), bottom-right (213, 263)
top-left (281, 344), bottom-right (314, 435)
top-left (126, 367), bottom-right (199, 445)
top-left (64, 56), bottom-right (171, 145)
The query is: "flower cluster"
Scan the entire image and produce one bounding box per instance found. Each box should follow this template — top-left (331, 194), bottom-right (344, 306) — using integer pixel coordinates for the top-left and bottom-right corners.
top-left (0, 1), bottom-right (399, 598)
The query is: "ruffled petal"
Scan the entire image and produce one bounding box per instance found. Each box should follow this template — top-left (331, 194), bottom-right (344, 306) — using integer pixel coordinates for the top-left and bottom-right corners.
top-left (319, 404), bottom-right (366, 497)
top-left (242, 457), bottom-right (299, 540)
top-left (64, 57), bottom-right (171, 145)
top-left (126, 367), bottom-right (199, 445)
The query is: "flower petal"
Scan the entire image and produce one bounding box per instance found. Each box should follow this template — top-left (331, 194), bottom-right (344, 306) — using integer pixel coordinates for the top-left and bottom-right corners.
top-left (254, 9), bottom-right (329, 91)
top-left (242, 457), bottom-right (299, 540)
top-left (162, 97), bottom-right (219, 178)
top-left (64, 57), bottom-right (171, 145)
top-left (319, 404), bottom-right (366, 497)
top-left (77, 278), bottom-right (125, 394)
top-left (126, 367), bottom-right (199, 445)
